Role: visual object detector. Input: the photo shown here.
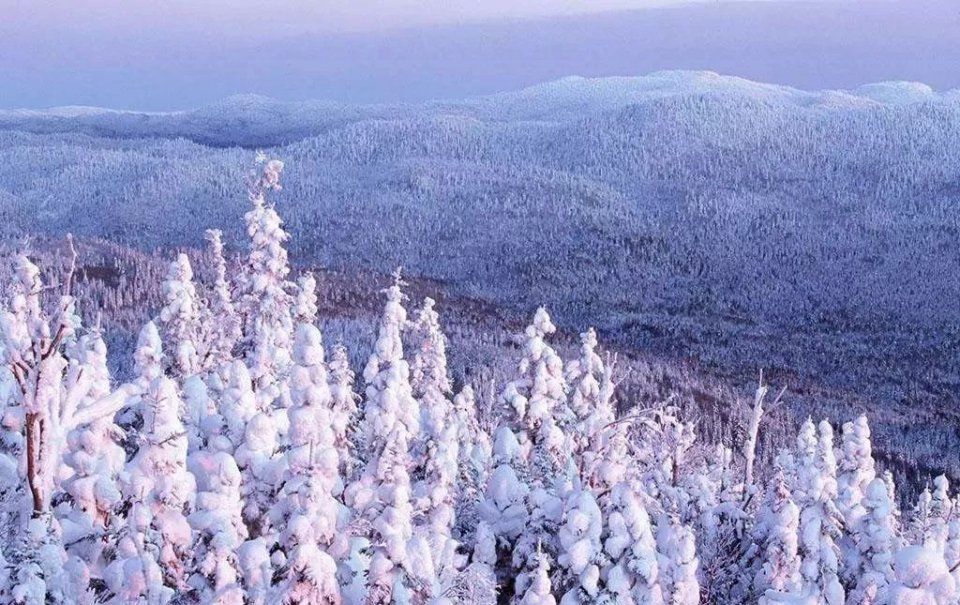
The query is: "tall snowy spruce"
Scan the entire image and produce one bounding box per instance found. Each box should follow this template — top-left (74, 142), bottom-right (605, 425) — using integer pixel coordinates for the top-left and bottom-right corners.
top-left (238, 155), bottom-right (295, 418)
top-left (270, 323), bottom-right (344, 604)
top-left (794, 419), bottom-right (844, 604)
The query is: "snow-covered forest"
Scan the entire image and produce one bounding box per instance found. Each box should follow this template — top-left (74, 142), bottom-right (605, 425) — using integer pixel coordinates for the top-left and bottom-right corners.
top-left (1, 73), bottom-right (958, 489)
top-left (1, 157), bottom-right (958, 604)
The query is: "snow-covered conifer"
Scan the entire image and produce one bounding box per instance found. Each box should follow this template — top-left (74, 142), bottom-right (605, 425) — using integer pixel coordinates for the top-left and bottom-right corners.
top-left (122, 375), bottom-right (197, 593)
top-left (219, 360), bottom-right (257, 452)
top-left (357, 271), bottom-right (420, 465)
top-left (848, 478), bottom-right (898, 604)
top-left (656, 513), bottom-right (700, 605)
top-left (363, 429), bottom-right (424, 604)
top-left (884, 546), bottom-right (956, 605)
top-left (564, 328), bottom-right (615, 468)
top-left (556, 485), bottom-right (604, 604)
top-left (187, 452), bottom-right (247, 604)
top-left (57, 330), bottom-right (126, 595)
top-left (157, 253), bottom-right (203, 377)
top-left (239, 157), bottom-right (295, 414)
top-left (603, 482), bottom-right (663, 604)
top-left (752, 471), bottom-right (801, 604)
top-left (234, 409), bottom-right (280, 539)
top-left (519, 547), bottom-right (557, 605)
top-left (795, 419), bottom-right (844, 605)
top-left (452, 384), bottom-right (492, 534)
top-left (294, 272), bottom-right (319, 326)
top-left (450, 520), bottom-right (499, 605)
top-left (204, 229), bottom-right (241, 368)
top-left (837, 416), bottom-right (876, 526)
top-left (928, 475), bottom-right (952, 554)
top-left (270, 326), bottom-right (343, 604)
top-left (328, 342), bottom-right (360, 481)
top-left (479, 426), bottom-right (530, 584)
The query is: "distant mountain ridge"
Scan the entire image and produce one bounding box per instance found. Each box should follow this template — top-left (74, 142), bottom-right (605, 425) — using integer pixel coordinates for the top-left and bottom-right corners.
top-left (2, 71), bottom-right (959, 147)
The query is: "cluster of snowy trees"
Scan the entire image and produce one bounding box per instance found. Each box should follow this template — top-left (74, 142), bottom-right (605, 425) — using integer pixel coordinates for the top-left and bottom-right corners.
top-left (0, 157), bottom-right (957, 605)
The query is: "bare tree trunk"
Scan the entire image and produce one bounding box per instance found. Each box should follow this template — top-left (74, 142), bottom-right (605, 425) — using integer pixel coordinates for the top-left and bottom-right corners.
top-left (25, 411), bottom-right (43, 514)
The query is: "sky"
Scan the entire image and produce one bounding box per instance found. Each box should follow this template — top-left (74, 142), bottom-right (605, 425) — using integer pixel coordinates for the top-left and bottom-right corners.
top-left (2, 0), bottom-right (959, 110)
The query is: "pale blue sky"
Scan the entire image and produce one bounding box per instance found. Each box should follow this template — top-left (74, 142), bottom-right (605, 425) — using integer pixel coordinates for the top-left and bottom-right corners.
top-left (2, 0), bottom-right (957, 110)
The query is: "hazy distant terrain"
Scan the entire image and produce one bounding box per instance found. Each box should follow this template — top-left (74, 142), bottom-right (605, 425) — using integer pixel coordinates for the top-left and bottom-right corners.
top-left (2, 71), bottom-right (959, 481)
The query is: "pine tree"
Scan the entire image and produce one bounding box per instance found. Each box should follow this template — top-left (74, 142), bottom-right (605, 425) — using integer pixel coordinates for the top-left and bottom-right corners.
top-left (409, 297), bottom-right (462, 586)
top-left (57, 330), bottom-right (125, 598)
top-left (270, 322), bottom-right (345, 604)
top-left (556, 484), bottom-right (604, 604)
top-left (848, 478), bottom-right (898, 604)
top-left (564, 328), bottom-right (615, 474)
top-left (294, 273), bottom-right (319, 325)
top-left (451, 521), bottom-right (499, 605)
top-left (239, 156), bottom-right (295, 417)
top-left (234, 408), bottom-right (281, 539)
top-left (451, 384), bottom-right (492, 539)
top-left (219, 359), bottom-right (258, 453)
top-left (519, 547), bottom-right (557, 605)
top-left (187, 452), bottom-right (247, 605)
top-left (157, 253), bottom-right (203, 378)
top-left (356, 270), bottom-right (420, 467)
top-left (479, 426), bottom-right (530, 591)
top-left (603, 482), bottom-right (663, 605)
top-left (837, 415), bottom-right (876, 526)
top-left (795, 419), bottom-right (844, 605)
top-left (363, 429), bottom-right (423, 604)
top-left (884, 546), bottom-right (956, 605)
top-left (928, 475), bottom-right (952, 554)
top-left (752, 471), bottom-right (801, 604)
top-left (204, 229), bottom-right (241, 369)
top-left (656, 512), bottom-right (700, 605)
top-left (121, 375), bottom-right (197, 594)
top-left (328, 342), bottom-right (360, 482)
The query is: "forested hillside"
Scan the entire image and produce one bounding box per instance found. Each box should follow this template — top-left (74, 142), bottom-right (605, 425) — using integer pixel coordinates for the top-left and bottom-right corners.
top-left (1, 157), bottom-right (959, 604)
top-left (1, 72), bottom-right (958, 485)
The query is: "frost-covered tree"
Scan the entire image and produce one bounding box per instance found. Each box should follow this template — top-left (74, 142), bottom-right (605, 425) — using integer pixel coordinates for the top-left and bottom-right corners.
top-left (603, 481), bottom-right (663, 605)
top-left (270, 322), bottom-right (345, 605)
top-left (928, 475), bottom-right (952, 554)
top-left (451, 384), bottom-right (492, 536)
top-left (884, 546), bottom-right (956, 605)
top-left (238, 156), bottom-right (294, 415)
top-left (479, 426), bottom-right (530, 590)
top-left (751, 471), bottom-right (801, 604)
top-left (187, 452), bottom-right (247, 605)
top-left (219, 359), bottom-right (257, 453)
top-left (450, 520), bottom-right (499, 605)
top-left (121, 375), bottom-right (197, 594)
top-left (362, 429), bottom-right (426, 604)
top-left (656, 512), bottom-right (700, 605)
top-left (57, 330), bottom-right (126, 596)
top-left (356, 271), bottom-right (420, 466)
top-left (157, 252), bottom-right (203, 377)
top-left (294, 273), bottom-right (319, 325)
top-left (0, 252), bottom-right (133, 515)
top-left (794, 419), bottom-right (844, 605)
top-left (519, 547), bottom-right (558, 605)
top-left (204, 229), bottom-right (241, 368)
top-left (234, 409), bottom-right (281, 539)
top-left (328, 342), bottom-right (360, 482)
top-left (564, 328), bottom-right (615, 471)
top-left (847, 478), bottom-right (898, 604)
top-left (500, 308), bottom-right (576, 598)
top-left (837, 416), bottom-right (876, 526)
top-left (556, 485), bottom-right (604, 604)
top-left (502, 307), bottom-right (574, 482)
top-left (907, 487), bottom-right (934, 551)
